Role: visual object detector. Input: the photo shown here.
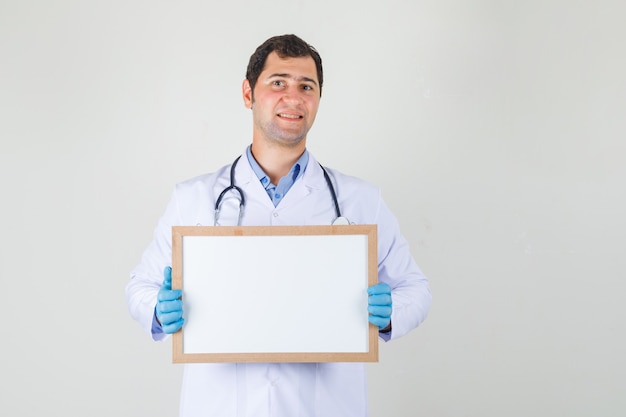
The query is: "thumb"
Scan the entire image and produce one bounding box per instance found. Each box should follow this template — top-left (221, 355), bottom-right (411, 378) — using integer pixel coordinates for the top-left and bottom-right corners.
top-left (367, 282), bottom-right (391, 295)
top-left (162, 266), bottom-right (172, 290)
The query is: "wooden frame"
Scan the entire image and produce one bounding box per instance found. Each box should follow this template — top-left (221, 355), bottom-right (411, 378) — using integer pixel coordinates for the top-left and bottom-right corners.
top-left (171, 225), bottom-right (378, 363)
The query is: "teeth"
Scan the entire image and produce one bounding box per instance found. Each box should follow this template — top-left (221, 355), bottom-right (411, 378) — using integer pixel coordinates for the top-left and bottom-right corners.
top-left (279, 114), bottom-right (302, 119)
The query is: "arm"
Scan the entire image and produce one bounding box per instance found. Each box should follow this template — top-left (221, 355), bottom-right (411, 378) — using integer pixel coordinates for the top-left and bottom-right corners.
top-left (374, 194), bottom-right (432, 342)
top-left (125, 188), bottom-right (182, 340)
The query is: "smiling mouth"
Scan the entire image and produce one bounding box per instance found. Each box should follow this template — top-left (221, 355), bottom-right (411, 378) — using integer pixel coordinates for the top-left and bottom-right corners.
top-left (278, 113), bottom-right (303, 119)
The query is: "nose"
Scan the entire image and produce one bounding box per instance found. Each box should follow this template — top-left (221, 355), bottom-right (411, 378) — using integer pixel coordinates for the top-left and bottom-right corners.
top-left (282, 86), bottom-right (304, 104)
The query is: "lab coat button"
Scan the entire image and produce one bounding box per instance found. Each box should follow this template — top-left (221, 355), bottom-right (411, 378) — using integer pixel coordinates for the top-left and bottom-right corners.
top-left (273, 212), bottom-right (279, 217)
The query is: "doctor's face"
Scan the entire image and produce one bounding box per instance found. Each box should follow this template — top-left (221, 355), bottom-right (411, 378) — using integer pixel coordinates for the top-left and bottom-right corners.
top-left (243, 52), bottom-right (321, 148)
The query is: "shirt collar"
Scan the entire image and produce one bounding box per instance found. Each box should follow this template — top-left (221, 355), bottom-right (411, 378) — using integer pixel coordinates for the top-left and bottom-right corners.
top-left (246, 145), bottom-right (309, 187)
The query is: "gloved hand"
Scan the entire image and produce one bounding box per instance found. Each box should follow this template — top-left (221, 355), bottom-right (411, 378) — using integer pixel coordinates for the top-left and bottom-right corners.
top-left (155, 266), bottom-right (184, 334)
top-left (367, 283), bottom-right (392, 331)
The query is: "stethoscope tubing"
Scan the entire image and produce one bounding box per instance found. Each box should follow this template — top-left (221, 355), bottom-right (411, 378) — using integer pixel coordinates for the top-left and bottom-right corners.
top-left (319, 164), bottom-right (341, 219)
top-left (214, 155), bottom-right (245, 211)
top-left (214, 155), bottom-right (342, 225)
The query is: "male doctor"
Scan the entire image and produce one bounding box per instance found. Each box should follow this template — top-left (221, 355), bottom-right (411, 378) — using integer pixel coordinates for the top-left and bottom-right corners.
top-left (126, 34), bottom-right (431, 417)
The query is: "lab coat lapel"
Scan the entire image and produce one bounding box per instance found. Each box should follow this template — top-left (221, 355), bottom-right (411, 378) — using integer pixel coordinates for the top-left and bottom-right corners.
top-left (277, 153), bottom-right (328, 209)
top-left (229, 151), bottom-right (332, 224)
top-left (233, 152), bottom-right (275, 209)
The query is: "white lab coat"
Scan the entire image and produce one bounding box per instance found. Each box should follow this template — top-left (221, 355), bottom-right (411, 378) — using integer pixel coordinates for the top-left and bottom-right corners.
top-left (126, 150), bottom-right (431, 417)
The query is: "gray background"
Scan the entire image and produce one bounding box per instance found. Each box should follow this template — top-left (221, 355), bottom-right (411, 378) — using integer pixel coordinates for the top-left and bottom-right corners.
top-left (1, 1), bottom-right (624, 416)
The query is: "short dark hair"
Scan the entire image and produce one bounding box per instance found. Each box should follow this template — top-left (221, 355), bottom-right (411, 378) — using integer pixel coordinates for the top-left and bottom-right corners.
top-left (246, 34), bottom-right (323, 97)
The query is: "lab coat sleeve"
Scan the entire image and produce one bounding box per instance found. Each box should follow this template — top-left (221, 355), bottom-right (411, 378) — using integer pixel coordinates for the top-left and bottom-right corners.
top-left (374, 191), bottom-right (432, 342)
top-left (125, 187), bottom-right (182, 341)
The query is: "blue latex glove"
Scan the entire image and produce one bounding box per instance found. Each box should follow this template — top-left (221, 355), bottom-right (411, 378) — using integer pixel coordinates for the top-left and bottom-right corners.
top-left (367, 283), bottom-right (392, 331)
top-left (155, 266), bottom-right (184, 334)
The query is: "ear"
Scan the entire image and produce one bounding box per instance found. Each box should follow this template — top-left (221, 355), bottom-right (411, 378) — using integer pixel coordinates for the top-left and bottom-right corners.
top-left (242, 79), bottom-right (253, 109)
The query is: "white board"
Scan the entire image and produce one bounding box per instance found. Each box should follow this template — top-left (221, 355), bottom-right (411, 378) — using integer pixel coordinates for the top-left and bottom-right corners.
top-left (171, 225), bottom-right (378, 363)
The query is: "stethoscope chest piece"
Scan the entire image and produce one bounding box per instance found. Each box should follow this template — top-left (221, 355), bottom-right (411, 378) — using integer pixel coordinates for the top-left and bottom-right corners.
top-left (332, 216), bottom-right (350, 225)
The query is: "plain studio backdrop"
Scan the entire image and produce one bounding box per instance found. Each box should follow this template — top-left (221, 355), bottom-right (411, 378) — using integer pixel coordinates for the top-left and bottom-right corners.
top-left (1, 1), bottom-right (624, 416)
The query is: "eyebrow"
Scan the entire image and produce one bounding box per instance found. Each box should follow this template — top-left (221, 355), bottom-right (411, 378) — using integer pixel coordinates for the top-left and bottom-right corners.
top-left (267, 73), bottom-right (318, 86)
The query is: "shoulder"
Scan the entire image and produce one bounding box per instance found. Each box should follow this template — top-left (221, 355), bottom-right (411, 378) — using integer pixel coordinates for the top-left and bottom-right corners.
top-left (307, 154), bottom-right (402, 227)
top-left (174, 165), bottom-right (230, 192)
top-left (315, 163), bottom-right (386, 224)
top-left (162, 165), bottom-right (234, 226)
top-left (309, 152), bottom-right (376, 189)
top-left (322, 166), bottom-right (381, 200)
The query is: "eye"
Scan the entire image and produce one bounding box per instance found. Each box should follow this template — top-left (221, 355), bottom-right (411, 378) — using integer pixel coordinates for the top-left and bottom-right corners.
top-left (272, 80), bottom-right (285, 87)
top-left (302, 85), bottom-right (313, 91)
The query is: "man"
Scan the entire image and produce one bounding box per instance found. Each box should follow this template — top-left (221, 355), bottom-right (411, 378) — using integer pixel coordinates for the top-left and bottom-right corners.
top-left (126, 34), bottom-right (431, 417)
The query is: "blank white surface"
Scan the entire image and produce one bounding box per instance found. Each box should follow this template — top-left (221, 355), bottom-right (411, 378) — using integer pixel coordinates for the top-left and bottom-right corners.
top-left (182, 235), bottom-right (369, 354)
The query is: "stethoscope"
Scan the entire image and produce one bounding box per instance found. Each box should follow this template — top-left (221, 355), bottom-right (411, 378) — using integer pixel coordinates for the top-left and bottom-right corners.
top-left (214, 155), bottom-right (350, 226)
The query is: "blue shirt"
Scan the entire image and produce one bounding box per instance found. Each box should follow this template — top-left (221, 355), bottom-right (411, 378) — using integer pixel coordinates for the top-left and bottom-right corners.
top-left (246, 146), bottom-right (309, 207)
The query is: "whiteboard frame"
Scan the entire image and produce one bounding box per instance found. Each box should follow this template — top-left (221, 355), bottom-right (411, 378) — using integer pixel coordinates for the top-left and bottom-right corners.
top-left (171, 225), bottom-right (378, 363)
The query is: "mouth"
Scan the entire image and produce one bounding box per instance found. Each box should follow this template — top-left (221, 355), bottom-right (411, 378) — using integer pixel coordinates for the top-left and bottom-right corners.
top-left (277, 113), bottom-right (304, 120)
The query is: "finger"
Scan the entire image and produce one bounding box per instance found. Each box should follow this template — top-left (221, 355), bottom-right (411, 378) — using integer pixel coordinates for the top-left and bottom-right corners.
top-left (156, 299), bottom-right (183, 314)
top-left (162, 266), bottom-right (172, 290)
top-left (368, 305), bottom-right (392, 317)
top-left (157, 310), bottom-right (184, 326)
top-left (367, 283), bottom-right (391, 296)
top-left (158, 289), bottom-right (182, 302)
top-left (162, 318), bottom-right (184, 334)
top-left (368, 293), bottom-right (392, 306)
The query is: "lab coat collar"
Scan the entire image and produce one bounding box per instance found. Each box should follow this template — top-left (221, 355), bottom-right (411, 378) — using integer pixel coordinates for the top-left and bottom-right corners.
top-left (232, 149), bottom-right (329, 209)
top-left (233, 149), bottom-right (328, 190)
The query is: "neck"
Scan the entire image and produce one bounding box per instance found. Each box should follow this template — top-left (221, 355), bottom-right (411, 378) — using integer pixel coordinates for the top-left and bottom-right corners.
top-left (250, 140), bottom-right (305, 184)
